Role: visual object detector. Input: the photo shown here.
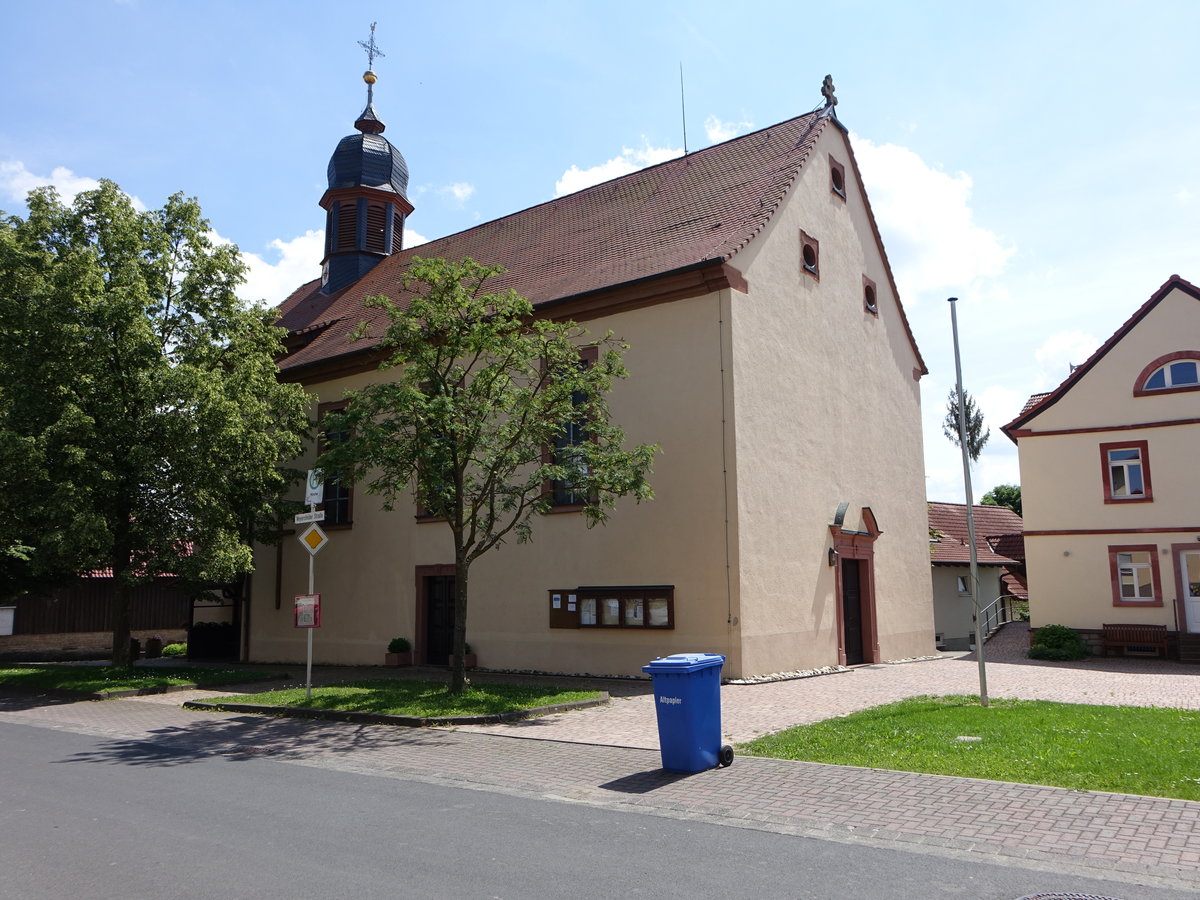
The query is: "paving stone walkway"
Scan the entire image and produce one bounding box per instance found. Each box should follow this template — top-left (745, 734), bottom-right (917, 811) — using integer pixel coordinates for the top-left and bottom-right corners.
top-left (3, 624), bottom-right (1199, 891)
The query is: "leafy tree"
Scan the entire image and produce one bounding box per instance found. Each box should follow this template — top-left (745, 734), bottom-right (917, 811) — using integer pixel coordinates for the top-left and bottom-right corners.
top-left (320, 257), bottom-right (658, 693)
top-left (0, 181), bottom-right (309, 665)
top-left (942, 388), bottom-right (990, 462)
top-left (981, 483), bottom-right (1021, 517)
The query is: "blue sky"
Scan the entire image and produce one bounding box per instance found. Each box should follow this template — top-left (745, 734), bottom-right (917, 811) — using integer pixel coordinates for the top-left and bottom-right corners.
top-left (3, 1), bottom-right (1198, 503)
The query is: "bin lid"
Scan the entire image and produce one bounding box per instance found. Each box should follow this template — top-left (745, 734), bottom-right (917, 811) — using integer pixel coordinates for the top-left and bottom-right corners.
top-left (642, 652), bottom-right (725, 674)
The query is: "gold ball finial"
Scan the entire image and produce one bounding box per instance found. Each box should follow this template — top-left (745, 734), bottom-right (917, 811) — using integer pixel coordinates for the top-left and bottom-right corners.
top-left (363, 70), bottom-right (378, 85)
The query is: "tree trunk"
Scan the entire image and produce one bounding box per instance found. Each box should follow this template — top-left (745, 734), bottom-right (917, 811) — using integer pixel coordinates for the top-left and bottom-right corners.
top-left (109, 527), bottom-right (134, 669)
top-left (110, 577), bottom-right (133, 668)
top-left (450, 552), bottom-right (470, 694)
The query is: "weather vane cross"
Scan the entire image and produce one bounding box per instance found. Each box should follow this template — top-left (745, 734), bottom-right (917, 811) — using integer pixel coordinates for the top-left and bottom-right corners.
top-left (359, 22), bottom-right (385, 71)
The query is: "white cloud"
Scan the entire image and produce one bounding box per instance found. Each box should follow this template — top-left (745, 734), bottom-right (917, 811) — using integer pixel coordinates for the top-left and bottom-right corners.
top-left (441, 182), bottom-right (475, 205)
top-left (704, 115), bottom-right (753, 143)
top-left (240, 230), bottom-right (326, 306)
top-left (0, 160), bottom-right (145, 210)
top-left (851, 136), bottom-right (1014, 303)
top-left (977, 385), bottom-right (1025, 435)
top-left (1033, 329), bottom-right (1098, 391)
top-left (555, 142), bottom-right (683, 196)
top-left (238, 227), bottom-right (430, 306)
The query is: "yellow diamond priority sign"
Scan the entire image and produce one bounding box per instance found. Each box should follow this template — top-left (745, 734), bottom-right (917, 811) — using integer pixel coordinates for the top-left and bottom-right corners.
top-left (298, 523), bottom-right (329, 556)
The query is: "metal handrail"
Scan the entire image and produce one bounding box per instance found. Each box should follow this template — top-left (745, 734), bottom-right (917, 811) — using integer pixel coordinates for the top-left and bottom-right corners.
top-left (976, 594), bottom-right (1024, 640)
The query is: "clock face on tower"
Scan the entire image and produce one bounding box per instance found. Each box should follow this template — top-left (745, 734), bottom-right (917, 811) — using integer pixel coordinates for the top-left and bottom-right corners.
top-left (321, 261), bottom-right (329, 286)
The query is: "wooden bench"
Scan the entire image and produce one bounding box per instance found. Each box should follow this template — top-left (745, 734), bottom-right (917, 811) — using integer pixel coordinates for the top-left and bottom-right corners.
top-left (1101, 623), bottom-right (1169, 658)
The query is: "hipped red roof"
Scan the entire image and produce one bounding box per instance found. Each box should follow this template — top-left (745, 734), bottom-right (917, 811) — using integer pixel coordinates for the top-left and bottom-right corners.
top-left (275, 108), bottom-right (892, 376)
top-left (928, 501), bottom-right (1024, 566)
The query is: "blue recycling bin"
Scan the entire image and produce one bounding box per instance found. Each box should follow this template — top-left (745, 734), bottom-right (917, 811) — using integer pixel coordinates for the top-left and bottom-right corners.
top-left (642, 652), bottom-right (733, 773)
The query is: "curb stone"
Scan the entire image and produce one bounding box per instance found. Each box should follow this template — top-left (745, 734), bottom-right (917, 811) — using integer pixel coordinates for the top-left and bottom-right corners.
top-left (182, 691), bottom-right (610, 727)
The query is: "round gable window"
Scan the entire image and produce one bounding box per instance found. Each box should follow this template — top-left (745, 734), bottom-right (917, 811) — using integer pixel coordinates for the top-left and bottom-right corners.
top-left (831, 166), bottom-right (846, 195)
top-left (802, 243), bottom-right (818, 271)
top-left (864, 283), bottom-right (878, 313)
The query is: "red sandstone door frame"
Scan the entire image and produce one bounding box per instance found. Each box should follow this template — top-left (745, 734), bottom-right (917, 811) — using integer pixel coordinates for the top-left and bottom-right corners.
top-left (413, 564), bottom-right (455, 665)
top-left (829, 507), bottom-right (881, 666)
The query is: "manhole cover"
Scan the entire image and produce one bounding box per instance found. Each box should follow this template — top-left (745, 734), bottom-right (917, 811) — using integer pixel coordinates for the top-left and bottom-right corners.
top-left (1015, 894), bottom-right (1126, 900)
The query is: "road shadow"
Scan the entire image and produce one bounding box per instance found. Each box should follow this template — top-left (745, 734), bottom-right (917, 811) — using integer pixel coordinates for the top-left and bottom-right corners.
top-left (51, 713), bottom-right (456, 769)
top-left (598, 768), bottom-right (696, 794)
top-left (0, 688), bottom-right (86, 711)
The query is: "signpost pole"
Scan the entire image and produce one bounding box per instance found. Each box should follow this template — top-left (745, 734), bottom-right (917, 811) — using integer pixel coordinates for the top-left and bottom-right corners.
top-left (300, 469), bottom-right (326, 702)
top-left (306, 522), bottom-right (314, 701)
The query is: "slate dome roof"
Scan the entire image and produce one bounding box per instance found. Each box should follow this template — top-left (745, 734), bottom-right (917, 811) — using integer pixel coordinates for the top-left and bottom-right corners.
top-left (326, 127), bottom-right (409, 197)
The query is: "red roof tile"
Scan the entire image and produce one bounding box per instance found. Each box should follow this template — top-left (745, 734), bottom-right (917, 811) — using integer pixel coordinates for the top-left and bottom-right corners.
top-left (1000, 569), bottom-right (1028, 600)
top-left (274, 108), bottom-right (925, 377)
top-left (928, 501), bottom-right (1024, 566)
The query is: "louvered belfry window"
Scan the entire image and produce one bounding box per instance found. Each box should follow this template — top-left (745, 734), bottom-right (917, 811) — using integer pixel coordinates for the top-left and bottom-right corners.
top-left (335, 200), bottom-right (357, 251)
top-left (365, 201), bottom-right (388, 253)
top-left (392, 209), bottom-right (404, 252)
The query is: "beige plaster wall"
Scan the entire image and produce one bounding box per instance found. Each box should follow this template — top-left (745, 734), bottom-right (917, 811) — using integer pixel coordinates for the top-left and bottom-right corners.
top-left (1024, 533), bottom-right (1194, 630)
top-left (931, 565), bottom-right (1002, 649)
top-left (251, 293), bottom-right (739, 675)
top-left (1020, 423), bottom-right (1200, 532)
top-left (725, 125), bottom-right (935, 673)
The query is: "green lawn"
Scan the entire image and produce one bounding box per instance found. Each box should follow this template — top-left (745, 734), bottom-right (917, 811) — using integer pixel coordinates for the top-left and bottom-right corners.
top-left (0, 664), bottom-right (276, 694)
top-left (203, 679), bottom-right (601, 718)
top-left (740, 695), bottom-right (1200, 801)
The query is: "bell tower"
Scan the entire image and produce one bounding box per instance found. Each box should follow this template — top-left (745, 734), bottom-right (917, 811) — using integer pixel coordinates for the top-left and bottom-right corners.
top-left (319, 23), bottom-right (414, 294)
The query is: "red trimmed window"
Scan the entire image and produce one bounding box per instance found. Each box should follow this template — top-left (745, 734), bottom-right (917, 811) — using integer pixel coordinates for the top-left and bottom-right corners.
top-left (317, 401), bottom-right (353, 528)
top-left (1099, 440), bottom-right (1152, 503)
top-left (1108, 544), bottom-right (1163, 606)
top-left (863, 275), bottom-right (878, 316)
top-left (829, 155), bottom-right (847, 200)
top-left (1134, 351), bottom-right (1200, 396)
top-left (548, 346), bottom-right (599, 509)
top-left (800, 230), bottom-right (820, 280)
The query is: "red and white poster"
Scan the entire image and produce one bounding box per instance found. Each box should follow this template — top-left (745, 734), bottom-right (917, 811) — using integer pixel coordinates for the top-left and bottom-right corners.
top-left (294, 593), bottom-right (321, 628)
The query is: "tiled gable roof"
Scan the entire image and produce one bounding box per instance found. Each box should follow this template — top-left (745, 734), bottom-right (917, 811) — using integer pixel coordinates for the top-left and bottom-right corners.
top-left (1003, 274), bottom-right (1200, 438)
top-left (275, 107), bottom-right (921, 377)
top-left (928, 501), bottom-right (1024, 566)
top-left (1000, 569), bottom-right (1028, 600)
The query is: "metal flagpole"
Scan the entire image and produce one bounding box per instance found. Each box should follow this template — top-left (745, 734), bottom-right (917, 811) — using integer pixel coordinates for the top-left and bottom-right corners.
top-left (948, 297), bottom-right (988, 707)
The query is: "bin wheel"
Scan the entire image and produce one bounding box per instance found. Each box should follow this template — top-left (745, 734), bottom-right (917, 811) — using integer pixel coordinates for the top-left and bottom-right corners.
top-left (718, 744), bottom-right (734, 767)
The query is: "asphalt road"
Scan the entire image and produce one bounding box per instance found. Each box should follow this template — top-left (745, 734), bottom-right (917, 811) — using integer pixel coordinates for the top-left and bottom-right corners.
top-left (1, 721), bottom-right (1192, 900)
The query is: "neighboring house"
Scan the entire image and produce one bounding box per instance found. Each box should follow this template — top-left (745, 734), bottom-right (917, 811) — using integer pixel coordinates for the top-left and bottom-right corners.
top-left (0, 571), bottom-right (191, 658)
top-left (1003, 275), bottom-right (1200, 659)
top-left (927, 502), bottom-right (1025, 650)
top-left (249, 72), bottom-right (935, 679)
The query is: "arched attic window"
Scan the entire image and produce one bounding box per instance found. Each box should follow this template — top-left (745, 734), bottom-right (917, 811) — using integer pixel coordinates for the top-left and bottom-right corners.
top-left (1134, 352), bottom-right (1200, 396)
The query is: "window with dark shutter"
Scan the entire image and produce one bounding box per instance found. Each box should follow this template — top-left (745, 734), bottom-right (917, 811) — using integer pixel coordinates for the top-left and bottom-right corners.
top-left (335, 200), bottom-right (357, 251)
top-left (365, 201), bottom-right (387, 253)
top-left (392, 209), bottom-right (404, 252)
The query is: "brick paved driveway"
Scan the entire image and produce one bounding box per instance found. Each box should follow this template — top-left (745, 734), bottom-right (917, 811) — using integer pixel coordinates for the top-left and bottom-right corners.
top-left (446, 624), bottom-right (1200, 749)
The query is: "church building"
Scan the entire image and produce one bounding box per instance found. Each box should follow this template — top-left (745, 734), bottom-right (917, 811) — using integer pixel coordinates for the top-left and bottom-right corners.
top-left (248, 55), bottom-right (935, 679)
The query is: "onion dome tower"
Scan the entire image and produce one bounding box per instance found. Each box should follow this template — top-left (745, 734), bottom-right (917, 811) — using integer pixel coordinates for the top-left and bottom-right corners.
top-left (319, 24), bottom-right (413, 294)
